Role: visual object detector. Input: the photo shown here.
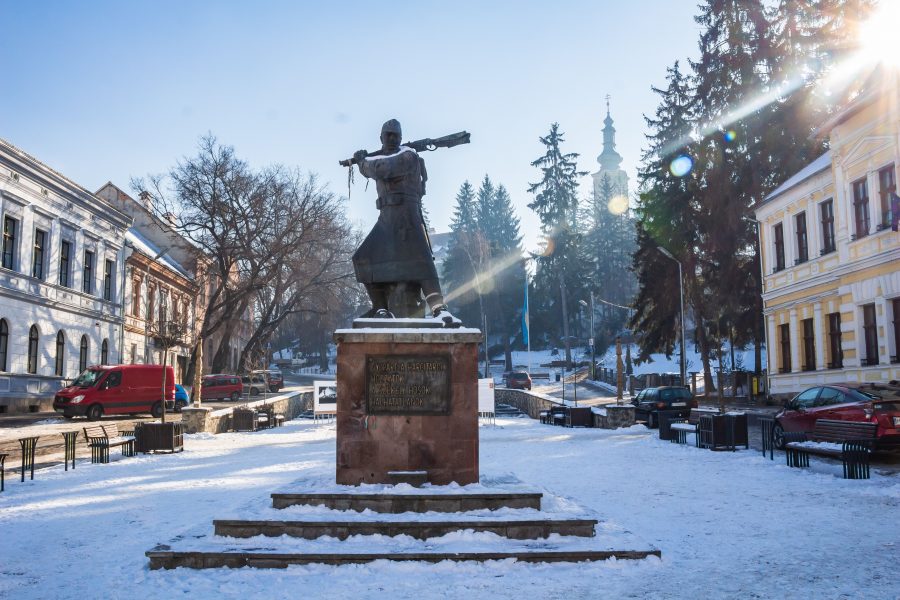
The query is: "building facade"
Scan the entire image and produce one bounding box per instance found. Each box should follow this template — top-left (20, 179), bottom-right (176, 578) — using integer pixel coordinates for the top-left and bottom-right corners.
top-left (0, 139), bottom-right (130, 413)
top-left (96, 183), bottom-right (199, 382)
top-left (754, 82), bottom-right (900, 398)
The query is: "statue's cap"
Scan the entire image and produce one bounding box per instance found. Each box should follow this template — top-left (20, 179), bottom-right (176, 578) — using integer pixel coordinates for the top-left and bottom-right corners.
top-left (381, 119), bottom-right (402, 137)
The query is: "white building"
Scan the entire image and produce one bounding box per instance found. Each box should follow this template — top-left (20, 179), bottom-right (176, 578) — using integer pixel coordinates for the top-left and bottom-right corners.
top-left (591, 99), bottom-right (629, 200)
top-left (0, 139), bottom-right (130, 413)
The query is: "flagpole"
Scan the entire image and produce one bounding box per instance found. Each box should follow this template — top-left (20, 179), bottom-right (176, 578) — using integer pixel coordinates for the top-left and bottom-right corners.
top-left (526, 276), bottom-right (531, 375)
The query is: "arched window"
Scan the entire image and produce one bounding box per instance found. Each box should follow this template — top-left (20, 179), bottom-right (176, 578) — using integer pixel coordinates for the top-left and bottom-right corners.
top-left (27, 325), bottom-right (39, 374)
top-left (101, 339), bottom-right (109, 365)
top-left (55, 331), bottom-right (65, 377)
top-left (0, 319), bottom-right (8, 371)
top-left (79, 335), bottom-right (89, 372)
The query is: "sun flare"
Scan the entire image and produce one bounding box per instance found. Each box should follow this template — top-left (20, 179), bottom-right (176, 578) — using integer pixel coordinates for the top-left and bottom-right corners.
top-left (859, 2), bottom-right (900, 68)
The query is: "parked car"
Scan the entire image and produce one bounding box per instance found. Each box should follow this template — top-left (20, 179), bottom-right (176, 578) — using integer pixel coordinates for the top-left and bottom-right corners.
top-left (53, 364), bottom-right (175, 421)
top-left (174, 384), bottom-right (189, 412)
top-left (773, 383), bottom-right (900, 449)
top-left (633, 386), bottom-right (698, 428)
top-left (201, 374), bottom-right (243, 401)
top-left (252, 369), bottom-right (283, 393)
top-left (241, 374), bottom-right (266, 397)
top-left (505, 371), bottom-right (532, 390)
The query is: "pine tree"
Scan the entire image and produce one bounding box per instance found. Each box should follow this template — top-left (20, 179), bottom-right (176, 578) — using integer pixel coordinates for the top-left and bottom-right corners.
top-left (527, 123), bottom-right (587, 365)
top-left (441, 181), bottom-right (482, 327)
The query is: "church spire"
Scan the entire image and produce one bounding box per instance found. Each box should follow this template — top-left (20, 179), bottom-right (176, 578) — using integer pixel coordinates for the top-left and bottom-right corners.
top-left (597, 95), bottom-right (623, 171)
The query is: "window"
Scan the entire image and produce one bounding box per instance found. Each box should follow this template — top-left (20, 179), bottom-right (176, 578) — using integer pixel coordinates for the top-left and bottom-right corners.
top-left (795, 213), bottom-right (808, 264)
top-left (773, 224), bottom-right (785, 272)
top-left (794, 387), bottom-right (820, 409)
top-left (817, 387), bottom-right (842, 406)
top-left (2, 215), bottom-right (17, 270)
top-left (82, 250), bottom-right (94, 293)
top-left (827, 312), bottom-right (842, 369)
top-left (852, 178), bottom-right (870, 238)
top-left (59, 240), bottom-right (71, 287)
top-left (802, 318), bottom-right (815, 371)
top-left (32, 229), bottom-right (46, 279)
top-left (779, 323), bottom-right (791, 373)
top-left (862, 303), bottom-right (878, 366)
top-left (0, 319), bottom-right (7, 371)
top-left (101, 339), bottom-right (109, 365)
top-left (878, 164), bottom-right (896, 229)
top-left (103, 259), bottom-right (114, 301)
top-left (132, 278), bottom-right (142, 317)
top-left (820, 200), bottom-right (835, 254)
top-left (159, 290), bottom-right (168, 324)
top-left (130, 343), bottom-right (137, 364)
top-left (79, 335), bottom-right (89, 372)
top-left (55, 331), bottom-right (65, 377)
top-left (893, 298), bottom-right (900, 363)
top-left (102, 371), bottom-right (122, 389)
top-left (147, 286), bottom-right (156, 325)
top-left (27, 325), bottom-right (38, 374)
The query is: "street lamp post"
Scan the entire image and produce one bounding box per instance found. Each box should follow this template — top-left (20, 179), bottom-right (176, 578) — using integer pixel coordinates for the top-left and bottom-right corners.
top-left (657, 247), bottom-right (686, 387)
top-left (579, 293), bottom-right (595, 380)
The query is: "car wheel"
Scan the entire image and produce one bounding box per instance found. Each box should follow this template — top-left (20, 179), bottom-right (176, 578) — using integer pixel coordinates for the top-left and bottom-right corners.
top-left (63, 414), bottom-right (74, 420)
top-left (647, 412), bottom-right (657, 429)
top-left (175, 400), bottom-right (187, 413)
top-left (250, 387), bottom-right (259, 397)
top-left (87, 404), bottom-right (103, 421)
top-left (151, 401), bottom-right (163, 419)
top-left (230, 391), bottom-right (239, 401)
top-left (773, 423), bottom-right (786, 450)
top-left (270, 386), bottom-right (278, 393)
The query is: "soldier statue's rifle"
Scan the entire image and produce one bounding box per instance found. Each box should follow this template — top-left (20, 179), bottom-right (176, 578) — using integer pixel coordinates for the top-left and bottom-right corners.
top-left (339, 131), bottom-right (470, 167)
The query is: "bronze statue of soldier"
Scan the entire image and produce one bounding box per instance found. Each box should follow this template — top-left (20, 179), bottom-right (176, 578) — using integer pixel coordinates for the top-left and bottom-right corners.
top-left (350, 119), bottom-right (456, 325)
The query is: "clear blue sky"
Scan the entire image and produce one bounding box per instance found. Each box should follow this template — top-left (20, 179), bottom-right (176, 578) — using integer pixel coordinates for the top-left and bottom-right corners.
top-left (1, 1), bottom-right (700, 250)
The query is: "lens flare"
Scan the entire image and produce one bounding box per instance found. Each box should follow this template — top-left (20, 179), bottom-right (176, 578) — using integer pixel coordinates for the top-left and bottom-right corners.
top-left (669, 155), bottom-right (693, 177)
top-left (724, 130), bottom-right (736, 142)
top-left (608, 195), bottom-right (629, 215)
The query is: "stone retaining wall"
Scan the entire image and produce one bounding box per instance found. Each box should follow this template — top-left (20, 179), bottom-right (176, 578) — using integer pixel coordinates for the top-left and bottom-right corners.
top-left (494, 388), bottom-right (562, 419)
top-left (181, 390), bottom-right (313, 434)
top-left (591, 405), bottom-right (635, 429)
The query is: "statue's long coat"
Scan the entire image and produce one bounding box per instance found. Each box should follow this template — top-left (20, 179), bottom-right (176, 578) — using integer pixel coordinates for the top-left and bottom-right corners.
top-left (353, 147), bottom-right (438, 285)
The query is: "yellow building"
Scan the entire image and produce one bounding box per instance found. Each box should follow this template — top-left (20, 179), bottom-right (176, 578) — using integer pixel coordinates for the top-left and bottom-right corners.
top-left (754, 80), bottom-right (900, 399)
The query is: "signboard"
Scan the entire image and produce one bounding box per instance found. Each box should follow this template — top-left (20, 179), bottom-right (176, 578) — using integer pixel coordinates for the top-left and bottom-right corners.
top-left (365, 355), bottom-right (450, 414)
top-left (314, 380), bottom-right (337, 415)
top-left (478, 378), bottom-right (495, 415)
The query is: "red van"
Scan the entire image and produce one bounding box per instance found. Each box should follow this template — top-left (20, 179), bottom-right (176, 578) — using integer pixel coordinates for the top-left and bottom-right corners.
top-left (53, 364), bottom-right (175, 421)
top-left (201, 374), bottom-right (243, 401)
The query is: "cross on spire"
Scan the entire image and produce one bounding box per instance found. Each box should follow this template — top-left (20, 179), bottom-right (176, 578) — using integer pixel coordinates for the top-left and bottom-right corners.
top-left (605, 94), bottom-right (611, 115)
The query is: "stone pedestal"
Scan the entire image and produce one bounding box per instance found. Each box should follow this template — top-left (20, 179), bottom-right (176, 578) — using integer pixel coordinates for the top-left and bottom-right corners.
top-left (334, 326), bottom-right (482, 486)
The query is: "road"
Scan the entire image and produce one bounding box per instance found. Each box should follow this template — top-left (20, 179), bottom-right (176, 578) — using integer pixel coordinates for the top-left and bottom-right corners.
top-left (0, 374), bottom-right (314, 469)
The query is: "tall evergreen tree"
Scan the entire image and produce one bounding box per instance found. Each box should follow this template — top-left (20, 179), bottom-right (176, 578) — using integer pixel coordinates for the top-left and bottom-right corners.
top-left (441, 181), bottom-right (482, 327)
top-left (527, 123), bottom-right (587, 364)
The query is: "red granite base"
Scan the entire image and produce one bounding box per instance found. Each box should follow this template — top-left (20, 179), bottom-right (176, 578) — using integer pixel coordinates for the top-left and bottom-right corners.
top-left (333, 329), bottom-right (481, 486)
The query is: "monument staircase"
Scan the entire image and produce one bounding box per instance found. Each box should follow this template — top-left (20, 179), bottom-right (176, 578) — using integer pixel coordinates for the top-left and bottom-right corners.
top-left (146, 485), bottom-right (659, 569)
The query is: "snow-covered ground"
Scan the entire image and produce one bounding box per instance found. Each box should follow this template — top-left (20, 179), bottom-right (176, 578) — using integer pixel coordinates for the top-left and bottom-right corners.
top-left (1, 418), bottom-right (898, 599)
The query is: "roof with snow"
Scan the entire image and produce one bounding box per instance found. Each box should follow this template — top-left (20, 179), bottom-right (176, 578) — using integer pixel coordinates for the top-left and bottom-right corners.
top-left (126, 228), bottom-right (192, 279)
top-left (758, 151), bottom-right (832, 208)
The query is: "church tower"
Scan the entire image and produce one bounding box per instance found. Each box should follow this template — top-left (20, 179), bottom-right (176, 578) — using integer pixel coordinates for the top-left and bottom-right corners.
top-left (591, 97), bottom-right (629, 200)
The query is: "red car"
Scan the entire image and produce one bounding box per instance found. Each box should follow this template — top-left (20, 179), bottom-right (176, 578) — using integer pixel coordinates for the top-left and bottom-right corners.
top-left (773, 383), bottom-right (900, 449)
top-left (201, 374), bottom-right (243, 401)
top-left (505, 371), bottom-right (532, 390)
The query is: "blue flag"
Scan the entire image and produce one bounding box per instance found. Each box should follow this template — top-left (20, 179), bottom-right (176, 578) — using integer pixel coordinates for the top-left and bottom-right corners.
top-left (521, 279), bottom-right (529, 346)
top-left (891, 192), bottom-right (900, 232)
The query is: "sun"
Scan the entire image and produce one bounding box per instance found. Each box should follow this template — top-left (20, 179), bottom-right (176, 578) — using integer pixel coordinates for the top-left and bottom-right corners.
top-left (858, 1), bottom-right (900, 68)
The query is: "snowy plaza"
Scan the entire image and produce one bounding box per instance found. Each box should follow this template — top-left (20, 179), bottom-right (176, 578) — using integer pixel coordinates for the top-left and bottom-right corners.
top-left (1, 417), bottom-right (898, 599)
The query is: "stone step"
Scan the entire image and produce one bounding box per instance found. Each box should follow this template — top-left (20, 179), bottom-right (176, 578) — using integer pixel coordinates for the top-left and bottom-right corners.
top-left (147, 548), bottom-right (660, 570)
top-left (213, 518), bottom-right (598, 540)
top-left (271, 492), bottom-right (542, 512)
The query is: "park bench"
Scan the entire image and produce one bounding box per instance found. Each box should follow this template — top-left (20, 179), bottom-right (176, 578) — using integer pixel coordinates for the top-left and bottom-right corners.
top-left (83, 424), bottom-right (135, 464)
top-left (783, 419), bottom-right (877, 479)
top-left (669, 409), bottom-right (708, 446)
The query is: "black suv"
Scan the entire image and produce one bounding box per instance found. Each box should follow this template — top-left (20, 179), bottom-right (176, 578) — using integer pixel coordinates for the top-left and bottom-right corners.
top-left (633, 386), bottom-right (698, 428)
